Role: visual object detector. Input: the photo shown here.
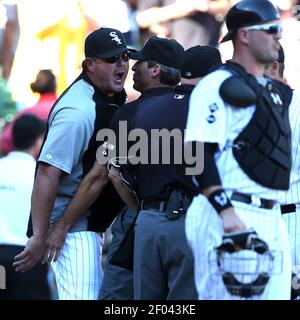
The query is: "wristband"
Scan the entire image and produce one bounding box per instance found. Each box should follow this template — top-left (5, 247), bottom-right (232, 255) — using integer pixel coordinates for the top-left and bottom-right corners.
top-left (208, 189), bottom-right (233, 214)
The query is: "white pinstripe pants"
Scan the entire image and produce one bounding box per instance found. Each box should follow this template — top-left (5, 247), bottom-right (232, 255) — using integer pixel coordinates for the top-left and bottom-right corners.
top-left (185, 194), bottom-right (292, 300)
top-left (51, 231), bottom-right (104, 300)
top-left (282, 206), bottom-right (300, 276)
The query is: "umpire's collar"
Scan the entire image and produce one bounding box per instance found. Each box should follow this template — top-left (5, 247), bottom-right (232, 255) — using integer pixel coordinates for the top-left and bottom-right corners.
top-left (141, 86), bottom-right (174, 98)
top-left (175, 84), bottom-right (195, 94)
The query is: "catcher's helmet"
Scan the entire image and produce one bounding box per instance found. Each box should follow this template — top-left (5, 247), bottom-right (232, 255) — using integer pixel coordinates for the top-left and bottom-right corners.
top-left (213, 229), bottom-right (275, 298)
top-left (221, 0), bottom-right (280, 42)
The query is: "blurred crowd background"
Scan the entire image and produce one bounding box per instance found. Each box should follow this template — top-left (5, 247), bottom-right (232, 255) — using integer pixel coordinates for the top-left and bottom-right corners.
top-left (0, 0), bottom-right (300, 141)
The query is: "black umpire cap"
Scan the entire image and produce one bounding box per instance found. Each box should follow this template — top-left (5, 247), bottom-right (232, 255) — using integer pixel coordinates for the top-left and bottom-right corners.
top-left (221, 0), bottom-right (280, 43)
top-left (181, 45), bottom-right (222, 79)
top-left (130, 36), bottom-right (184, 69)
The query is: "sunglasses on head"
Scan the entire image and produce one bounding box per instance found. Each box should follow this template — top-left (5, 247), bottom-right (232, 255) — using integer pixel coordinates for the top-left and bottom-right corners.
top-left (101, 51), bottom-right (130, 64)
top-left (242, 23), bottom-right (282, 35)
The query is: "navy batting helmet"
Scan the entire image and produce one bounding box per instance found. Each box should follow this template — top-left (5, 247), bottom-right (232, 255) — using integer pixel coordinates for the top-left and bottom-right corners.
top-left (221, 0), bottom-right (280, 43)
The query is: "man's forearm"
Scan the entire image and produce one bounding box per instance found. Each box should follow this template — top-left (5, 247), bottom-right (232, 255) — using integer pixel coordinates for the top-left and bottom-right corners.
top-left (58, 162), bottom-right (109, 231)
top-left (109, 167), bottom-right (140, 212)
top-left (136, 1), bottom-right (197, 29)
top-left (31, 165), bottom-right (61, 238)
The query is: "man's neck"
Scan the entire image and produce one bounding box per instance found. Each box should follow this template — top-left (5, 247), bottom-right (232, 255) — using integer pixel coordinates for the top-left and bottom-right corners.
top-left (232, 54), bottom-right (265, 77)
top-left (181, 77), bottom-right (202, 86)
top-left (14, 148), bottom-right (36, 158)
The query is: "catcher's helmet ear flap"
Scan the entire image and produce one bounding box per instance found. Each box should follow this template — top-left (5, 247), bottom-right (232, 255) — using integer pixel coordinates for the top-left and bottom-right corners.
top-left (215, 229), bottom-right (274, 298)
top-left (221, 0), bottom-right (280, 42)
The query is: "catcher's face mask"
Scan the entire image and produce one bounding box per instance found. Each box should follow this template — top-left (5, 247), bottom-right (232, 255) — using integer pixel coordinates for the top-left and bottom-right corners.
top-left (209, 228), bottom-right (281, 298)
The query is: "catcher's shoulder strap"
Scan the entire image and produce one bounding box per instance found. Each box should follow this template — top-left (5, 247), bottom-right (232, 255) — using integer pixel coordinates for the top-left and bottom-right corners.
top-left (219, 62), bottom-right (293, 109)
top-left (271, 79), bottom-right (293, 108)
top-left (217, 63), bottom-right (292, 190)
top-left (218, 62), bottom-right (261, 108)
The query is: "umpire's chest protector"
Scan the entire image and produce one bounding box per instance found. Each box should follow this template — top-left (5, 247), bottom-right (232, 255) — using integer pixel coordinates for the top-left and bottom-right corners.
top-left (221, 62), bottom-right (293, 190)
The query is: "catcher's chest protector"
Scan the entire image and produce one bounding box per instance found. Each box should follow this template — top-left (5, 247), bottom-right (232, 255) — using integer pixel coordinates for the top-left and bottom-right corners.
top-left (223, 62), bottom-right (293, 190)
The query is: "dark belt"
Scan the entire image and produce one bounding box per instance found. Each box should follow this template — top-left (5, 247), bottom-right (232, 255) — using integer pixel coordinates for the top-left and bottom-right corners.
top-left (140, 199), bottom-right (168, 212)
top-left (280, 204), bottom-right (296, 214)
top-left (231, 192), bottom-right (276, 210)
top-left (140, 198), bottom-right (191, 220)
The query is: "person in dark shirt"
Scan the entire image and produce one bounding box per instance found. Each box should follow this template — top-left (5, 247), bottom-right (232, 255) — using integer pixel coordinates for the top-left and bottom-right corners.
top-left (110, 44), bottom-right (222, 299)
top-left (100, 35), bottom-right (184, 300)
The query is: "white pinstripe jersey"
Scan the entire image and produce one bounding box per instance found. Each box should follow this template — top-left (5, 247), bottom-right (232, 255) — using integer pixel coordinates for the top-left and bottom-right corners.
top-left (280, 90), bottom-right (300, 205)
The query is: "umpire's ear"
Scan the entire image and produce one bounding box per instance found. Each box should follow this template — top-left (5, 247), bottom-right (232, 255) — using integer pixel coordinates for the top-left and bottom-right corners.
top-left (150, 63), bottom-right (161, 79)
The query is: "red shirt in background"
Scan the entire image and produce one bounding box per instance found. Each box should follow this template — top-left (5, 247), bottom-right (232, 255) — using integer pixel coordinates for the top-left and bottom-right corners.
top-left (0, 92), bottom-right (57, 154)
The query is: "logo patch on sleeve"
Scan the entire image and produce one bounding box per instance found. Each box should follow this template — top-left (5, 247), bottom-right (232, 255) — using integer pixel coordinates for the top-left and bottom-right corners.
top-left (209, 103), bottom-right (219, 112)
top-left (206, 103), bottom-right (218, 123)
top-left (206, 114), bottom-right (216, 124)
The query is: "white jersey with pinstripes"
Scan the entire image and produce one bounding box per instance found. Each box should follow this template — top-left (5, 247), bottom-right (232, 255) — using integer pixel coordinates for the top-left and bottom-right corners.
top-left (280, 90), bottom-right (300, 204)
top-left (279, 90), bottom-right (300, 271)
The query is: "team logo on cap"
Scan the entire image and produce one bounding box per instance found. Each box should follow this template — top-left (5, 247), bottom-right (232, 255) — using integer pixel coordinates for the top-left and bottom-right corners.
top-left (110, 31), bottom-right (122, 45)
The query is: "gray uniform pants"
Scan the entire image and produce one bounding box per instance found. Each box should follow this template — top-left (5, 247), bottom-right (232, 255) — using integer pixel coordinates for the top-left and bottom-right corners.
top-left (134, 209), bottom-right (197, 300)
top-left (99, 207), bottom-right (136, 300)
